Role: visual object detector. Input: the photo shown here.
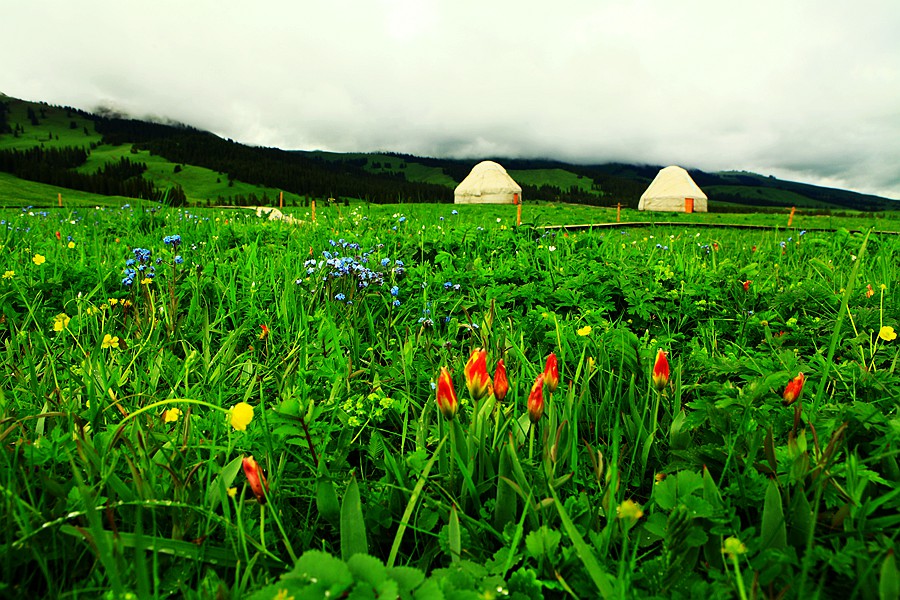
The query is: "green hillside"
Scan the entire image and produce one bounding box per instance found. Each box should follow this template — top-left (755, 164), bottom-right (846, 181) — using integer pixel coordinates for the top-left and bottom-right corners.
top-left (358, 154), bottom-right (456, 186)
top-left (79, 144), bottom-right (303, 207)
top-left (509, 168), bottom-right (601, 195)
top-left (1, 94), bottom-right (898, 212)
top-left (0, 171), bottom-right (129, 207)
top-left (1, 97), bottom-right (101, 150)
top-left (703, 185), bottom-right (834, 209)
top-left (0, 98), bottom-right (307, 207)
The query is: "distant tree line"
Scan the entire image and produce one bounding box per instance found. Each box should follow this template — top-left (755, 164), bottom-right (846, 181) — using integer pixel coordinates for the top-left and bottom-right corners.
top-left (95, 118), bottom-right (454, 204)
top-left (3, 98), bottom-right (894, 211)
top-left (692, 172), bottom-right (894, 212)
top-left (0, 101), bottom-right (11, 134)
top-left (397, 153), bottom-right (652, 207)
top-left (520, 184), bottom-right (607, 206)
top-left (0, 146), bottom-right (185, 204)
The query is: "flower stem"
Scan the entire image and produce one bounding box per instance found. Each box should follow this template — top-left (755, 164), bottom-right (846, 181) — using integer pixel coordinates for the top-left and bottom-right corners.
top-left (528, 424), bottom-right (535, 462)
top-left (730, 555), bottom-right (749, 600)
top-left (259, 504), bottom-right (266, 551)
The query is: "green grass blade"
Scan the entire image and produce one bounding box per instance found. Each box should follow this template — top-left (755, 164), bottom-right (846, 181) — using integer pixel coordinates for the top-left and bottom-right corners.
top-left (386, 437), bottom-right (445, 569)
top-left (549, 486), bottom-right (615, 598)
top-left (813, 229), bottom-right (870, 411)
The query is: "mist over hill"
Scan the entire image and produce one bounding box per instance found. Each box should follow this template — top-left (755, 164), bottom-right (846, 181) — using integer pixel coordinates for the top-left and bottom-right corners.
top-left (0, 95), bottom-right (897, 212)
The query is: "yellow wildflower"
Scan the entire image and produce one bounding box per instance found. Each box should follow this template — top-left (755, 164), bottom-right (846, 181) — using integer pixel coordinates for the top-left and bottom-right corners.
top-left (2, 270), bottom-right (13, 279)
top-left (577, 325), bottom-right (592, 336)
top-left (230, 402), bottom-right (254, 431)
top-left (101, 334), bottom-right (120, 349)
top-left (164, 408), bottom-right (182, 423)
top-left (141, 277), bottom-right (153, 285)
top-left (67, 241), bottom-right (75, 249)
top-left (108, 298), bottom-right (119, 306)
top-left (226, 487), bottom-right (237, 498)
top-left (53, 313), bottom-right (71, 332)
top-left (32, 254), bottom-right (46, 265)
top-left (617, 499), bottom-right (644, 522)
top-left (722, 536), bottom-right (747, 558)
top-left (879, 326), bottom-right (897, 342)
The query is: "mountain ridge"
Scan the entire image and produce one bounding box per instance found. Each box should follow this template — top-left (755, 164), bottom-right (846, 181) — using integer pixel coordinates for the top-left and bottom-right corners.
top-left (0, 94), bottom-right (896, 211)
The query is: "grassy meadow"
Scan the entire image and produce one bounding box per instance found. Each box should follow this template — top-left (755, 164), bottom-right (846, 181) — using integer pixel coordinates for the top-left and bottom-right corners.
top-left (0, 201), bottom-right (898, 599)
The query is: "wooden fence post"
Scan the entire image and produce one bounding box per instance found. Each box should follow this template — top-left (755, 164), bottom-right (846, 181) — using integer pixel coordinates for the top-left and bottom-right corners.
top-left (311, 200), bottom-right (316, 223)
top-left (58, 193), bottom-right (62, 208)
top-left (617, 203), bottom-right (621, 223)
top-left (279, 191), bottom-right (283, 209)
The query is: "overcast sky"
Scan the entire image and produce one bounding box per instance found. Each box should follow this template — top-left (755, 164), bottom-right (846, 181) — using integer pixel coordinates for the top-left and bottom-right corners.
top-left (3, 0), bottom-right (900, 198)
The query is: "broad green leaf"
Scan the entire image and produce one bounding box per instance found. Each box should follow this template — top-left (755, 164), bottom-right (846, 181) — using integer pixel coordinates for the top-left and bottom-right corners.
top-left (880, 550), bottom-right (899, 600)
top-left (524, 526), bottom-right (561, 560)
top-left (386, 566), bottom-right (425, 594)
top-left (764, 427), bottom-right (778, 475)
top-left (341, 476), bottom-right (368, 560)
top-left (494, 443), bottom-right (517, 532)
top-left (449, 504), bottom-right (461, 564)
top-left (348, 553), bottom-right (388, 588)
top-left (244, 582), bottom-right (306, 600)
top-left (789, 490), bottom-right (813, 548)
top-left (701, 466), bottom-right (723, 510)
top-left (669, 410), bottom-right (690, 450)
top-left (761, 479), bottom-right (787, 551)
top-left (316, 460), bottom-right (340, 526)
top-left (281, 550), bottom-right (353, 600)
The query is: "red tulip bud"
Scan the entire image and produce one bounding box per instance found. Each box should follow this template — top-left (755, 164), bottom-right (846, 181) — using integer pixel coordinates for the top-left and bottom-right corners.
top-left (652, 350), bottom-right (670, 392)
top-left (493, 359), bottom-right (509, 402)
top-left (436, 367), bottom-right (459, 420)
top-left (528, 373), bottom-right (545, 423)
top-left (464, 348), bottom-right (492, 401)
top-left (242, 456), bottom-right (269, 503)
top-left (782, 372), bottom-right (805, 405)
top-left (543, 353), bottom-right (559, 393)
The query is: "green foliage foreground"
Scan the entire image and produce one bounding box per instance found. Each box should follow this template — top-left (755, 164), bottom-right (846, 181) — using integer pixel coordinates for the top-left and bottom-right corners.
top-left (0, 203), bottom-right (898, 599)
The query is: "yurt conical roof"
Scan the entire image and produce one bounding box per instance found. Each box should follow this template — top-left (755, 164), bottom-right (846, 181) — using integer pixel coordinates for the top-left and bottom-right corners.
top-left (638, 166), bottom-right (708, 212)
top-left (454, 161), bottom-right (522, 204)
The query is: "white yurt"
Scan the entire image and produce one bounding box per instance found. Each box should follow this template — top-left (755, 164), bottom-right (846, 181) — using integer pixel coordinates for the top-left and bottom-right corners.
top-left (638, 166), bottom-right (708, 212)
top-left (454, 161), bottom-right (522, 205)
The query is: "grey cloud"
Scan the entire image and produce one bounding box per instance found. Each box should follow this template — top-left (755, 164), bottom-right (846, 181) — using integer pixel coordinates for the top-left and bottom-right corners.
top-left (1, 0), bottom-right (899, 199)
